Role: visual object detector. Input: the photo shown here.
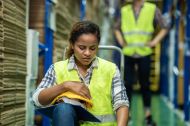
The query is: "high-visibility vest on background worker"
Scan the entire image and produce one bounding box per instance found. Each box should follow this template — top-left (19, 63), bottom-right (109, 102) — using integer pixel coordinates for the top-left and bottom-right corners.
top-left (121, 2), bottom-right (156, 56)
top-left (54, 57), bottom-right (117, 126)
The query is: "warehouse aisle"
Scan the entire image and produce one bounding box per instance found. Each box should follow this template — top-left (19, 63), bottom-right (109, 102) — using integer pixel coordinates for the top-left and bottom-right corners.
top-left (130, 94), bottom-right (186, 126)
top-left (1, 0), bottom-right (190, 126)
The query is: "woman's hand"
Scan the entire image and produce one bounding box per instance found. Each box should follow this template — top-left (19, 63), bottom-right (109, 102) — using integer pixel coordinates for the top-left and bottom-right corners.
top-left (63, 81), bottom-right (91, 99)
top-left (146, 41), bottom-right (156, 48)
top-left (38, 81), bottom-right (91, 106)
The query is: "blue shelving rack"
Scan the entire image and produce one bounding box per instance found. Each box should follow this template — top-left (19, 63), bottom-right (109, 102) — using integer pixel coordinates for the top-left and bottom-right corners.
top-left (39, 0), bottom-right (54, 73)
top-left (38, 0), bottom-right (54, 125)
top-left (173, 0), bottom-right (181, 109)
top-left (160, 0), bottom-right (190, 122)
top-left (184, 0), bottom-right (190, 122)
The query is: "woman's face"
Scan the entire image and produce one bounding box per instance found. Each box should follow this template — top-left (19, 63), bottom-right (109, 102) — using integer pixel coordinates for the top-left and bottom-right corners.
top-left (72, 33), bottom-right (99, 67)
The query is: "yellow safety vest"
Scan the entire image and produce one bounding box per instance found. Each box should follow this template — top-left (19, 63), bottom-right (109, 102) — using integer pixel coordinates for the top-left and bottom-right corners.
top-left (54, 57), bottom-right (117, 126)
top-left (121, 2), bottom-right (156, 56)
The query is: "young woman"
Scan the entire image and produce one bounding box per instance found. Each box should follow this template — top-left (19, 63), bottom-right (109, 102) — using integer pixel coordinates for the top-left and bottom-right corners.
top-left (33, 21), bottom-right (129, 126)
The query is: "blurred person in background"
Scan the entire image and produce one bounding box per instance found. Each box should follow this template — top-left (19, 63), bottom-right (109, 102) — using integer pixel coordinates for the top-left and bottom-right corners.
top-left (114, 0), bottom-right (169, 125)
top-left (33, 21), bottom-right (129, 126)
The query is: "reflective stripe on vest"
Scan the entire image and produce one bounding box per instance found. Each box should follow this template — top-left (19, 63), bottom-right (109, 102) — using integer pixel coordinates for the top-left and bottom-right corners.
top-left (54, 57), bottom-right (117, 126)
top-left (123, 31), bottom-right (153, 36)
top-left (121, 2), bottom-right (156, 56)
top-left (127, 43), bottom-right (146, 47)
top-left (95, 114), bottom-right (116, 123)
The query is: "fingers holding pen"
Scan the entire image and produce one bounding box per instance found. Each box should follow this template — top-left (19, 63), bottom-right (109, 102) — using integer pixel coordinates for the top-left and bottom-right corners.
top-left (75, 82), bottom-right (91, 99)
top-left (80, 85), bottom-right (91, 99)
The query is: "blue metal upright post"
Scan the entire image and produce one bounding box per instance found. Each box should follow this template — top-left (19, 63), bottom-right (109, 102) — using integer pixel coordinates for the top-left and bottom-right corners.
top-left (159, 36), bottom-right (169, 97)
top-left (41, 0), bottom-right (54, 125)
top-left (37, 0), bottom-right (54, 126)
top-left (173, 0), bottom-right (180, 108)
top-left (80, 0), bottom-right (86, 20)
top-left (44, 0), bottom-right (53, 73)
top-left (184, 0), bottom-right (190, 122)
top-left (160, 0), bottom-right (171, 97)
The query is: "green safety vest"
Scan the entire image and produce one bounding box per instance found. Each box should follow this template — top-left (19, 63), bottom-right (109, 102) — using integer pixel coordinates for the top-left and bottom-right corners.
top-left (121, 2), bottom-right (156, 56)
top-left (54, 57), bottom-right (117, 126)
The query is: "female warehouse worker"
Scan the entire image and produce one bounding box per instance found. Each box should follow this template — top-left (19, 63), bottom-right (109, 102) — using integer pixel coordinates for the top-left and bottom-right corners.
top-left (32, 21), bottom-right (129, 126)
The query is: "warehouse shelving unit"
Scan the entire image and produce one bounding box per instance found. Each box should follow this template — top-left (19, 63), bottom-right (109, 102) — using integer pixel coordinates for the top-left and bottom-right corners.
top-left (160, 0), bottom-right (180, 108)
top-left (184, 0), bottom-right (190, 122)
top-left (160, 0), bottom-right (190, 123)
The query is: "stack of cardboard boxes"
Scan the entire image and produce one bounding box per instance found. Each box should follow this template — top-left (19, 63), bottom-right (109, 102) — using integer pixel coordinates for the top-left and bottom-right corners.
top-left (0, 0), bottom-right (26, 125)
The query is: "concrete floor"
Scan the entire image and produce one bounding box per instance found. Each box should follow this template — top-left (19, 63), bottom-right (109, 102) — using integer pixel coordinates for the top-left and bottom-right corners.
top-left (129, 94), bottom-right (186, 126)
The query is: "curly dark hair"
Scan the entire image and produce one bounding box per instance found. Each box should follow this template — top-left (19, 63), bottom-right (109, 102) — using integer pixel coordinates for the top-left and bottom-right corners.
top-left (65, 21), bottom-right (100, 59)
